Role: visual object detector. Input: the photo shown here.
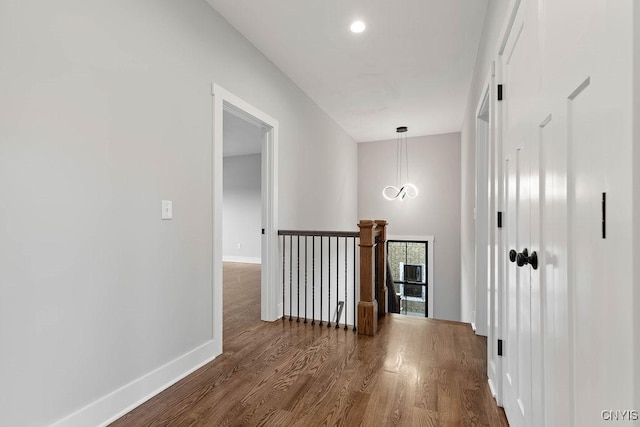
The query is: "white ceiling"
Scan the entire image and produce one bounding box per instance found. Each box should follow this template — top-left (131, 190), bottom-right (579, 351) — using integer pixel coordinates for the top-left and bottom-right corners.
top-left (223, 110), bottom-right (265, 157)
top-left (207, 0), bottom-right (488, 142)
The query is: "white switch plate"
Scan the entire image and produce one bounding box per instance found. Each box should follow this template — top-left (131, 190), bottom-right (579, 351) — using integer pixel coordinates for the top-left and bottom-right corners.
top-left (162, 200), bottom-right (173, 220)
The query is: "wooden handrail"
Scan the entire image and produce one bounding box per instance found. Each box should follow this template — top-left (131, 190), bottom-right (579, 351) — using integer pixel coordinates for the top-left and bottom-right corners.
top-left (357, 219), bottom-right (388, 336)
top-left (278, 230), bottom-right (359, 238)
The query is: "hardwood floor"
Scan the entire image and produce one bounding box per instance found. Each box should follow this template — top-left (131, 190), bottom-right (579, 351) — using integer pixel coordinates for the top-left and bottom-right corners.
top-left (112, 262), bottom-right (508, 426)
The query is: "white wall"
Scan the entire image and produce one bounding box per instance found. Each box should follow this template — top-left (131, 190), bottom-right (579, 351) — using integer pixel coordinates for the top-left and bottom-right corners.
top-left (0, 1), bottom-right (357, 425)
top-left (358, 133), bottom-right (461, 321)
top-left (223, 154), bottom-right (261, 263)
top-left (460, 0), bottom-right (509, 325)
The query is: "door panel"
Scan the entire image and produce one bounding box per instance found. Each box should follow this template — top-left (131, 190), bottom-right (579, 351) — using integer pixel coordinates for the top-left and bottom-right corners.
top-left (504, 154), bottom-right (526, 426)
top-left (515, 148), bottom-right (532, 422)
top-left (568, 78), bottom-right (608, 426)
top-left (528, 126), bottom-right (543, 427)
top-left (500, 1), bottom-right (543, 426)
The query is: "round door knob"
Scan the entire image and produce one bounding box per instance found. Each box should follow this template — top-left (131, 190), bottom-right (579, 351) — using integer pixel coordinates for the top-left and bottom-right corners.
top-left (516, 248), bottom-right (529, 267)
top-left (528, 251), bottom-right (538, 270)
top-left (509, 249), bottom-right (517, 262)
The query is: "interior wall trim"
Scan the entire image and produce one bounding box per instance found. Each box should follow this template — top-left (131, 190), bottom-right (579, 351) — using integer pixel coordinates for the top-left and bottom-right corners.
top-left (50, 341), bottom-right (217, 427)
top-left (222, 256), bottom-right (262, 264)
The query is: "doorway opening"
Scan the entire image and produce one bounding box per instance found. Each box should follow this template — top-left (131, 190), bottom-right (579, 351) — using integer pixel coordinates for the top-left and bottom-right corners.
top-left (222, 109), bottom-right (265, 266)
top-left (212, 84), bottom-right (279, 356)
top-left (386, 235), bottom-right (435, 318)
top-left (222, 109), bottom-right (267, 341)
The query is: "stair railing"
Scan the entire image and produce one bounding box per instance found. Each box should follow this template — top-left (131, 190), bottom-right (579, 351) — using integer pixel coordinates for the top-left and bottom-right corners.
top-left (278, 219), bottom-right (388, 336)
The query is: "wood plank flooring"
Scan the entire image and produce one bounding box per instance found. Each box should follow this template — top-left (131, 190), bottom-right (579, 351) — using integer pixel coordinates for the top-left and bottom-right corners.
top-left (112, 262), bottom-right (508, 426)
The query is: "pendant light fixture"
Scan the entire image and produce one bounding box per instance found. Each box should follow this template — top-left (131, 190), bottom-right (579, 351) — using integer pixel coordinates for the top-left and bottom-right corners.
top-left (382, 126), bottom-right (418, 201)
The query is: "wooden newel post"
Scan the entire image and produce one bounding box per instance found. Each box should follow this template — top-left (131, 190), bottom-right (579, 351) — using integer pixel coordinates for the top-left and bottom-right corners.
top-left (358, 220), bottom-right (378, 336)
top-left (358, 219), bottom-right (387, 336)
top-left (375, 220), bottom-right (388, 316)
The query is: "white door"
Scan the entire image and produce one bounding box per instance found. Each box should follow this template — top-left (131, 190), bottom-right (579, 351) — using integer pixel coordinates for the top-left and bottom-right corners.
top-left (500, 1), bottom-right (543, 426)
top-left (503, 149), bottom-right (534, 427)
top-left (496, 0), bottom-right (634, 425)
top-left (554, 0), bottom-right (633, 422)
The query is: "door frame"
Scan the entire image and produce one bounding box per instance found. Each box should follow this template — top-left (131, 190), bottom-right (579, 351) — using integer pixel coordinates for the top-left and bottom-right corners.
top-left (474, 76), bottom-right (491, 337)
top-left (212, 83), bottom-right (279, 355)
top-left (386, 234), bottom-right (435, 318)
top-left (476, 67), bottom-right (503, 405)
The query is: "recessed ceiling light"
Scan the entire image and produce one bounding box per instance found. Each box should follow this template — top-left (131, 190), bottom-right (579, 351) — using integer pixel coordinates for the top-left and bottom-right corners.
top-left (350, 21), bottom-right (366, 34)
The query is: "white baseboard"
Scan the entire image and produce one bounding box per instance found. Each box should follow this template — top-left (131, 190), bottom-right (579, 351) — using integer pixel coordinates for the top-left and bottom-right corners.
top-left (223, 256), bottom-right (261, 264)
top-left (488, 378), bottom-right (497, 399)
top-left (51, 340), bottom-right (219, 427)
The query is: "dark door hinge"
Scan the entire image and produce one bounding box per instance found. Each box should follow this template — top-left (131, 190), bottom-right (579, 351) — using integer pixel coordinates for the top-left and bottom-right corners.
top-left (497, 84), bottom-right (504, 101)
top-left (498, 339), bottom-right (503, 356)
top-left (497, 211), bottom-right (503, 228)
top-left (602, 193), bottom-right (606, 239)
top-left (262, 228), bottom-right (265, 235)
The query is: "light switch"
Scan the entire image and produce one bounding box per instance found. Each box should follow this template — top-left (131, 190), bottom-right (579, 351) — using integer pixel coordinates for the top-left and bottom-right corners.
top-left (162, 200), bottom-right (173, 220)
